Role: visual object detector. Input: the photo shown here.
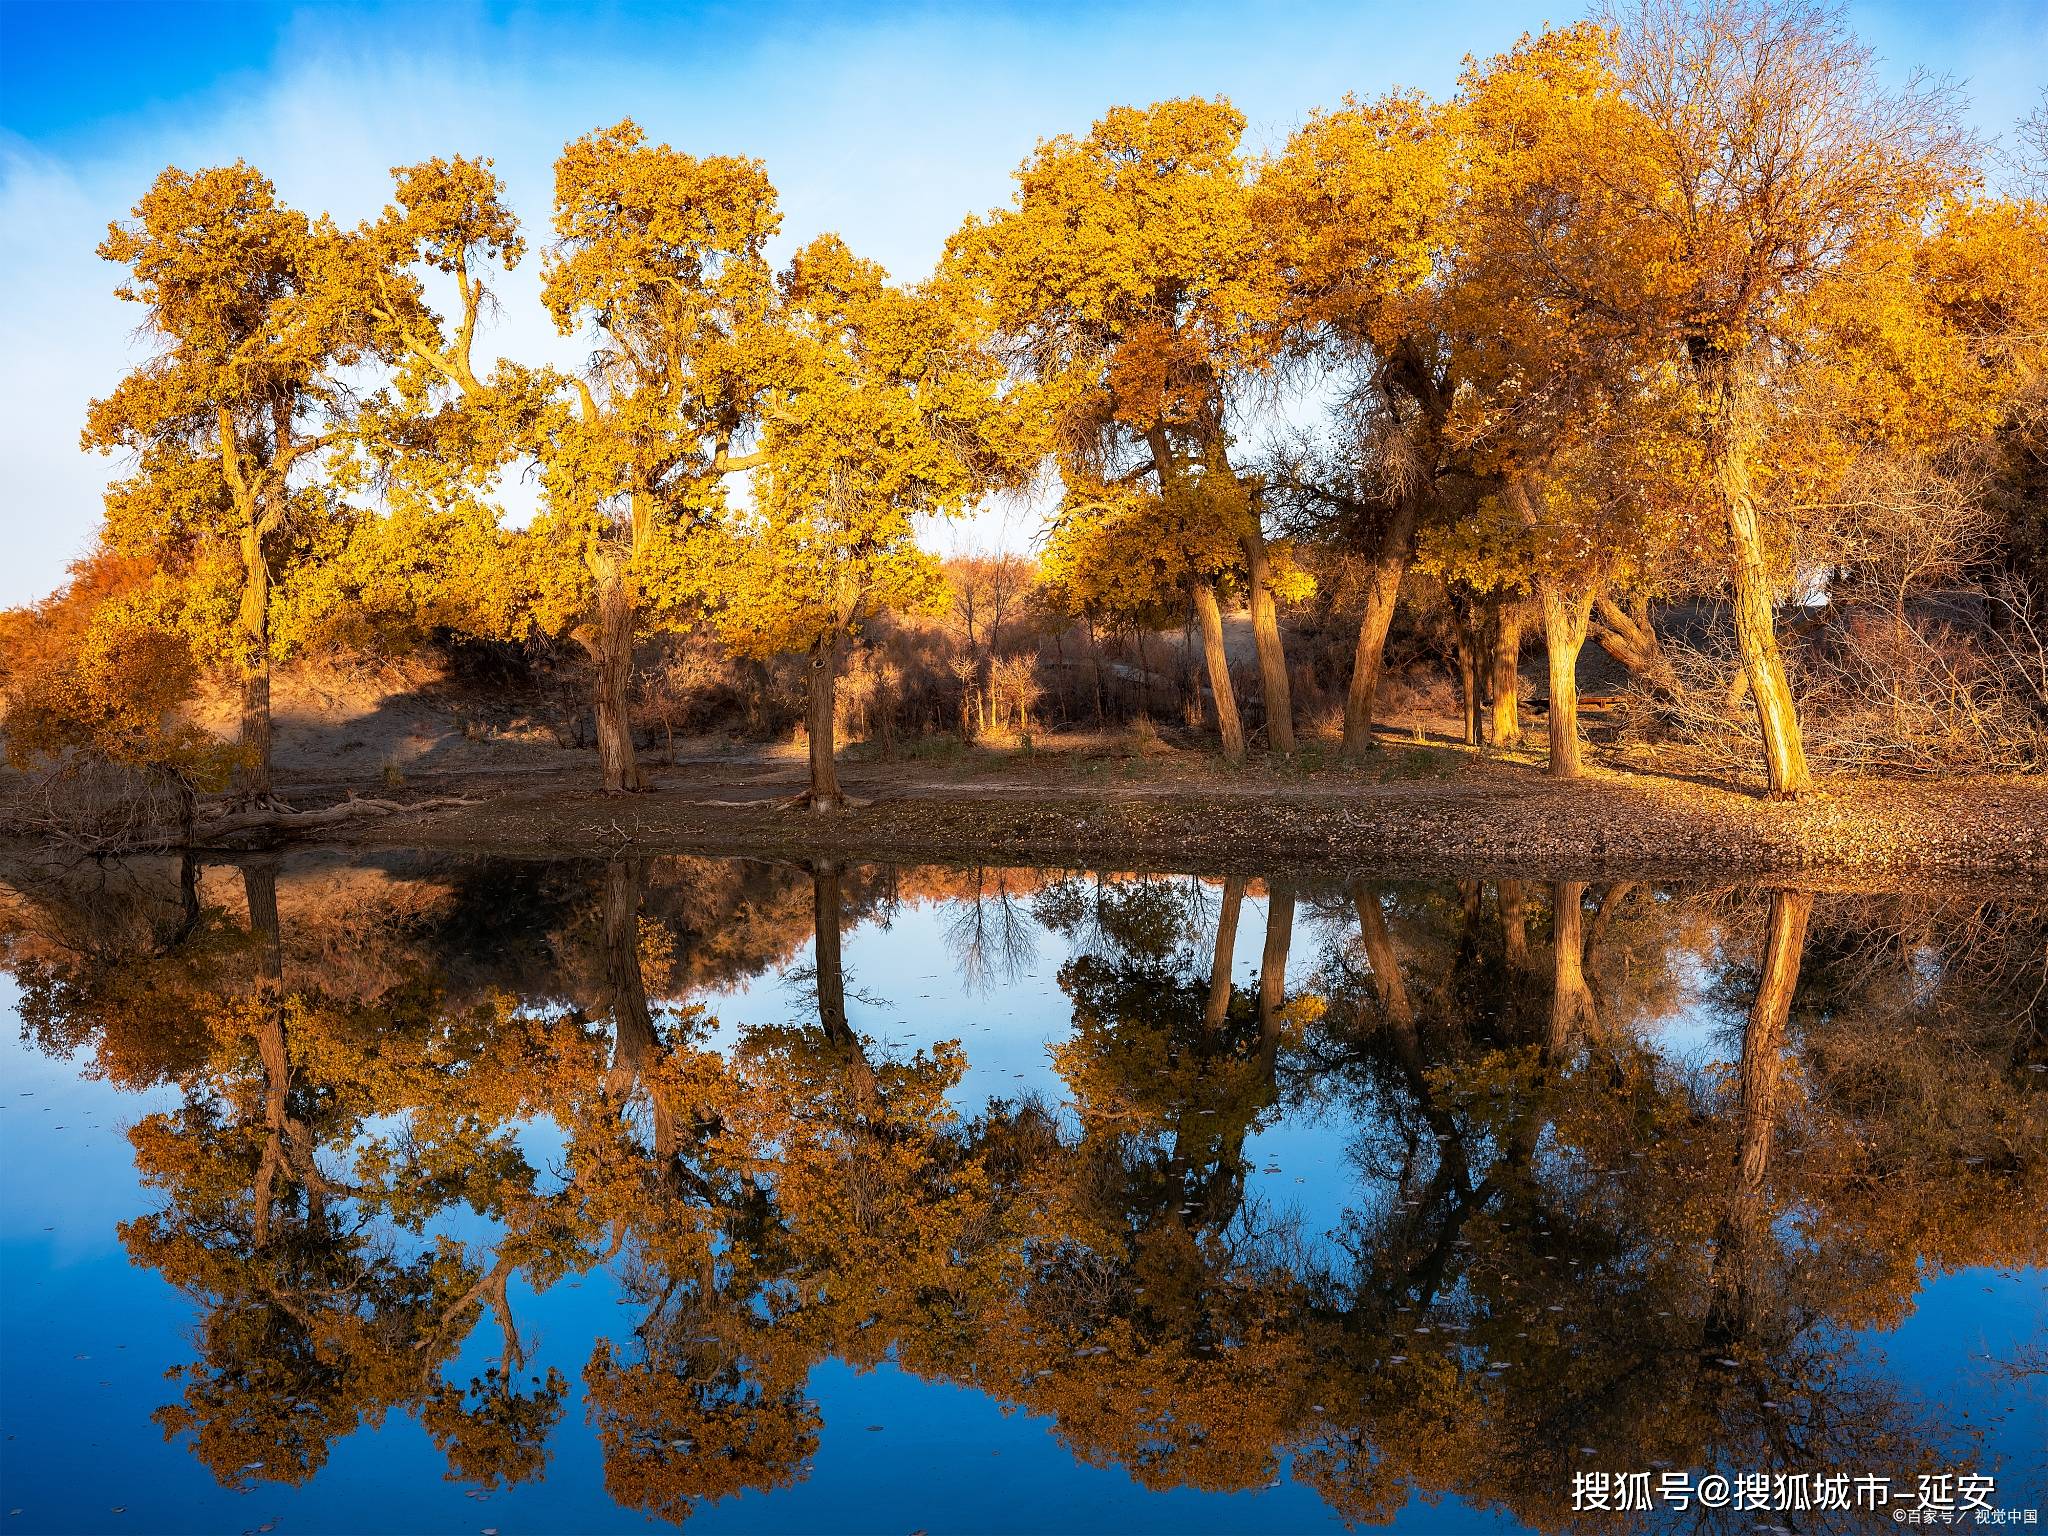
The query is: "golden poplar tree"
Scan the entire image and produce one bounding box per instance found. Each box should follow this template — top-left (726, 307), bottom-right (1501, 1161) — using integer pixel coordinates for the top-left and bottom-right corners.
top-left (1472, 0), bottom-right (1972, 795)
top-left (1258, 90), bottom-right (1460, 756)
top-left (364, 126), bottom-right (781, 794)
top-left (85, 164), bottom-right (390, 801)
top-left (691, 236), bottom-right (1018, 808)
top-left (948, 98), bottom-right (1299, 760)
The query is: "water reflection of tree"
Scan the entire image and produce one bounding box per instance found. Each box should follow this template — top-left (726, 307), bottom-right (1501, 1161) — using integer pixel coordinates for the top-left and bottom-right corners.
top-left (3, 853), bottom-right (2042, 1529)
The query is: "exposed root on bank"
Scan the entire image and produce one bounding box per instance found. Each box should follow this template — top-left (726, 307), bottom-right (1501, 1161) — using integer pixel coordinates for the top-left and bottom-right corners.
top-left (197, 792), bottom-right (481, 843)
top-left (771, 790), bottom-right (875, 812)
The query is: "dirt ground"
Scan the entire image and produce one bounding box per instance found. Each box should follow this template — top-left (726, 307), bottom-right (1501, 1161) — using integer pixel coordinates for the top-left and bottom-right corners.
top-left (266, 730), bottom-right (2048, 881)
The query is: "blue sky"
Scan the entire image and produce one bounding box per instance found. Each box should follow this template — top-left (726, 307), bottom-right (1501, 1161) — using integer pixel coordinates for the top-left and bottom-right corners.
top-left (1, 0), bottom-right (2043, 608)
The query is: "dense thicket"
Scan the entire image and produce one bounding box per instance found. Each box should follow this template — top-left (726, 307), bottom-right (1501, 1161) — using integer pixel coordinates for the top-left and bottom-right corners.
top-left (5, 0), bottom-right (2045, 818)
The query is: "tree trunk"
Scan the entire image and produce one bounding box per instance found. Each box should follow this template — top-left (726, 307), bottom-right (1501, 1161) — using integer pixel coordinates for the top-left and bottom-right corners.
top-left (1488, 603), bottom-right (1524, 748)
top-left (1341, 490), bottom-right (1421, 758)
top-left (1728, 528), bottom-right (1812, 797)
top-left (1730, 888), bottom-right (1810, 1212)
top-left (235, 524), bottom-right (273, 803)
top-left (1242, 529), bottom-right (1295, 753)
top-left (1191, 579), bottom-right (1245, 762)
top-left (1706, 887), bottom-right (1814, 1345)
top-left (807, 630), bottom-right (843, 810)
top-left (1456, 620), bottom-right (1482, 750)
top-left (1591, 593), bottom-right (1672, 692)
top-left (1539, 580), bottom-right (1596, 779)
top-left (1204, 876), bottom-right (1245, 1029)
top-left (1697, 352), bottom-right (1812, 798)
top-left (587, 556), bottom-right (645, 795)
top-left (1547, 879), bottom-right (1596, 1058)
top-left (1089, 618), bottom-right (1105, 729)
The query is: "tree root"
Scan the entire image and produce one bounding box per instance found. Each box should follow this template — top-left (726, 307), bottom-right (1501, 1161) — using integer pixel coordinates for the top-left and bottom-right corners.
top-left (772, 790), bottom-right (873, 812)
top-left (195, 791), bottom-right (480, 843)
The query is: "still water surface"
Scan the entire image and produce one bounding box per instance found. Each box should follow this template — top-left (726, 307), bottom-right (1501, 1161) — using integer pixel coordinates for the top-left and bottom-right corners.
top-left (1, 853), bottom-right (2042, 1532)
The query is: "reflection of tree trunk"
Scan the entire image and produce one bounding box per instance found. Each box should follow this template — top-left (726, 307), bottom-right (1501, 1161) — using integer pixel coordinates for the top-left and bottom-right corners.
top-left (585, 553), bottom-right (645, 795)
top-left (1258, 882), bottom-right (1296, 1057)
top-left (1191, 579), bottom-right (1245, 762)
top-left (1583, 881), bottom-right (1635, 978)
top-left (1539, 580), bottom-right (1597, 779)
top-left (1455, 880), bottom-right (1485, 975)
top-left (812, 861), bottom-right (852, 1046)
top-left (807, 631), bottom-right (843, 810)
top-left (1341, 490), bottom-right (1420, 758)
top-left (601, 858), bottom-right (673, 1161)
top-left (1204, 876), bottom-right (1246, 1029)
top-left (811, 860), bottom-right (878, 1114)
top-left (173, 850), bottom-right (202, 947)
top-left (1498, 879), bottom-right (1529, 971)
top-left (1693, 350), bottom-right (1812, 798)
top-left (1242, 529), bottom-right (1295, 753)
top-left (1548, 881), bottom-right (1596, 1058)
top-left (1349, 879), bottom-right (1414, 1033)
top-left (243, 859), bottom-right (285, 1244)
top-left (1706, 888), bottom-right (1814, 1346)
top-left (1488, 604), bottom-right (1524, 748)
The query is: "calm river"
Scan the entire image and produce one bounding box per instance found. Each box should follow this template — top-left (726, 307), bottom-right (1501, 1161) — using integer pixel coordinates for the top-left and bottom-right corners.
top-left (2, 853), bottom-right (2042, 1532)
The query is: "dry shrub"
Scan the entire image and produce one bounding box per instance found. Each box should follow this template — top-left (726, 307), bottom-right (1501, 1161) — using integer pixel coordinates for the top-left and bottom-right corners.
top-left (988, 654), bottom-right (1044, 733)
top-left (634, 633), bottom-right (759, 747)
top-left (1619, 607), bottom-right (2048, 778)
top-left (1123, 715), bottom-right (1173, 757)
top-left (0, 758), bottom-right (195, 852)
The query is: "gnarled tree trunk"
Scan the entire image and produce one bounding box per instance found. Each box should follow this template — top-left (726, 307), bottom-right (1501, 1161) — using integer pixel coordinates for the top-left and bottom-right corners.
top-left (1727, 505), bottom-right (1812, 797)
top-left (806, 630), bottom-right (844, 810)
top-left (1695, 350), bottom-right (1812, 798)
top-left (1256, 881), bottom-right (1297, 1093)
top-left (1498, 878), bottom-right (1529, 970)
top-left (1242, 529), bottom-right (1295, 753)
top-left (1539, 580), bottom-right (1597, 779)
top-left (1488, 602), bottom-right (1524, 748)
top-left (1456, 618), bottom-right (1482, 750)
top-left (235, 524), bottom-right (274, 803)
top-left (244, 857), bottom-right (288, 1246)
top-left (812, 859), bottom-right (852, 1045)
top-left (585, 554), bottom-right (644, 795)
top-left (1191, 578), bottom-right (1245, 762)
top-left (1341, 490), bottom-right (1421, 758)
top-left (1591, 593), bottom-right (1672, 693)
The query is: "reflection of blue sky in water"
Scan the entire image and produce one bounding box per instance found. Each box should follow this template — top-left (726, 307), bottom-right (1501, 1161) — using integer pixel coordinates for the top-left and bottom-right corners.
top-left (689, 883), bottom-right (1363, 1246)
top-left (2, 869), bottom-right (2042, 1533)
